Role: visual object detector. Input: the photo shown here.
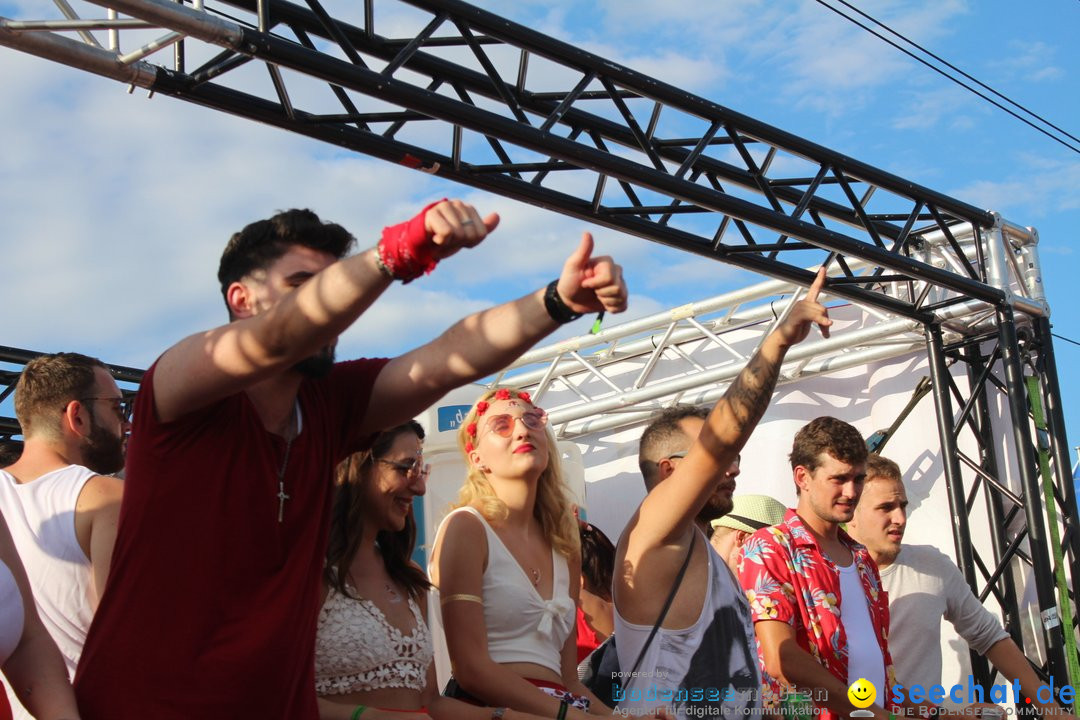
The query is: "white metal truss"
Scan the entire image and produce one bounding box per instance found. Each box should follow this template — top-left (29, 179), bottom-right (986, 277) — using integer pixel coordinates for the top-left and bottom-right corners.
top-left (492, 221), bottom-right (1047, 439)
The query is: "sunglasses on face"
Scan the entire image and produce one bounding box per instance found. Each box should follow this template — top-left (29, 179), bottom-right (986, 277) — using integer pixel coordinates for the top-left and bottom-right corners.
top-left (77, 396), bottom-right (132, 423)
top-left (379, 457), bottom-right (430, 479)
top-left (483, 408), bottom-right (548, 438)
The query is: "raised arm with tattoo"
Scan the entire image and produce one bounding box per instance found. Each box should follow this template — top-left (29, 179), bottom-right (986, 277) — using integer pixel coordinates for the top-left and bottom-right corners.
top-left (618, 267), bottom-right (832, 613)
top-left (609, 269), bottom-right (830, 720)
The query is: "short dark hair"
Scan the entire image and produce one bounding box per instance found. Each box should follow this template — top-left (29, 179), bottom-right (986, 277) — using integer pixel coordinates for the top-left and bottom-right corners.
top-left (579, 521), bottom-right (616, 602)
top-left (638, 405), bottom-right (709, 489)
top-left (788, 416), bottom-right (867, 472)
top-left (0, 440), bottom-right (23, 466)
top-left (217, 209), bottom-right (356, 316)
top-left (865, 453), bottom-right (902, 484)
top-left (15, 352), bottom-right (105, 438)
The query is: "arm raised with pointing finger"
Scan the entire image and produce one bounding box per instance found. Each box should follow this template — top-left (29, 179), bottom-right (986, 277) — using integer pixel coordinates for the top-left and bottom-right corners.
top-left (618, 268), bottom-right (832, 618)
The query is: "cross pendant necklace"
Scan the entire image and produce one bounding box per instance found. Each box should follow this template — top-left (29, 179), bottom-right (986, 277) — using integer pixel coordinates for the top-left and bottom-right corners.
top-left (276, 437), bottom-right (293, 523)
top-left (275, 401), bottom-right (300, 523)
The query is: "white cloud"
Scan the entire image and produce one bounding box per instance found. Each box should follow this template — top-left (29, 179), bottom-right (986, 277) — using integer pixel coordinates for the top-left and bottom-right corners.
top-left (0, 45), bottom-right (696, 371)
top-left (987, 40), bottom-right (1065, 84)
top-left (890, 86), bottom-right (980, 131)
top-left (642, 255), bottom-right (744, 291)
top-left (948, 156), bottom-right (1080, 217)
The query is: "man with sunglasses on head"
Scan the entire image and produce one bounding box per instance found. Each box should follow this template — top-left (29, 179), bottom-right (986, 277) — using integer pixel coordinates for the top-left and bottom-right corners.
top-left (73, 199), bottom-right (628, 720)
top-left (0, 352), bottom-right (128, 718)
top-left (611, 269), bottom-right (832, 720)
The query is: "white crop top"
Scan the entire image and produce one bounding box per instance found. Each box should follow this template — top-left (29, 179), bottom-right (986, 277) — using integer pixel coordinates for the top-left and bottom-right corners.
top-left (433, 507), bottom-right (574, 675)
top-left (314, 581), bottom-right (433, 696)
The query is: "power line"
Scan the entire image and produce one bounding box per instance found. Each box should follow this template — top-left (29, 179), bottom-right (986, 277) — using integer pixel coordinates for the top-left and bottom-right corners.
top-left (1053, 333), bottom-right (1080, 349)
top-left (813, 0), bottom-right (1080, 156)
top-left (831, 0), bottom-right (1080, 147)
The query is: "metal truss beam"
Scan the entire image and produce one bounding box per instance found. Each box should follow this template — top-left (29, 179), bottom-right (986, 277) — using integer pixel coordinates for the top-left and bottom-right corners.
top-left (1, 0), bottom-right (1050, 324)
top-left (922, 320), bottom-right (1080, 701)
top-left (494, 279), bottom-right (961, 439)
top-left (1, 0), bottom-right (1076, 697)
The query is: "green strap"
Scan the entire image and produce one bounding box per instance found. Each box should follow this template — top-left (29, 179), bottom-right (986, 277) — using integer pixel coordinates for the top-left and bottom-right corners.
top-left (1026, 376), bottom-right (1080, 694)
top-left (590, 310), bottom-right (605, 335)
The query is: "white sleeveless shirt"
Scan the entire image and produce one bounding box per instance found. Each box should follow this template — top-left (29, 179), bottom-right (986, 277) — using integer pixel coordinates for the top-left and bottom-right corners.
top-left (431, 507), bottom-right (575, 676)
top-left (0, 465), bottom-right (97, 674)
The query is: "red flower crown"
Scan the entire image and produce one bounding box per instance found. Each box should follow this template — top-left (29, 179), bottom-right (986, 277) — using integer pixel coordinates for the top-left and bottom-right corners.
top-left (463, 390), bottom-right (532, 453)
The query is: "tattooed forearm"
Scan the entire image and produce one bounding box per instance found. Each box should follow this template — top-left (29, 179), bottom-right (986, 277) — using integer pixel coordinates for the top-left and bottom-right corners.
top-left (721, 339), bottom-right (784, 435)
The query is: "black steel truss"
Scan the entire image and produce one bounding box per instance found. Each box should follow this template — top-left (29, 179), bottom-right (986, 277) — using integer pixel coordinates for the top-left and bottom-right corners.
top-left (1, 0), bottom-right (1077, 696)
top-left (925, 320), bottom-right (1080, 702)
top-left (0, 0), bottom-right (1018, 321)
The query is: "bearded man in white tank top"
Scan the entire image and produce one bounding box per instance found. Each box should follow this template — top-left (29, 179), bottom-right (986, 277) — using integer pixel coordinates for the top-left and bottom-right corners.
top-left (0, 352), bottom-right (127, 718)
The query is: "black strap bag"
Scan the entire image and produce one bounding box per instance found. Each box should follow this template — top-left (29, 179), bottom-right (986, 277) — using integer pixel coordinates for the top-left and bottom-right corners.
top-left (579, 538), bottom-right (696, 708)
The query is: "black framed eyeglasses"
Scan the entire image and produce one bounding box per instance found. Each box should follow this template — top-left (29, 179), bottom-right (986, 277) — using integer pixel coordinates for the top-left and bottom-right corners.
top-left (379, 457), bottom-right (430, 479)
top-left (76, 396), bottom-right (132, 423)
top-left (665, 451), bottom-right (743, 464)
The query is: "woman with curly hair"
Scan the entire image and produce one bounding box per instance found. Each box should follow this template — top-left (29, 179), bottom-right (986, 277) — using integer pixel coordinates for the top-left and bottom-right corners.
top-left (315, 420), bottom-right (548, 720)
top-left (430, 389), bottom-right (607, 720)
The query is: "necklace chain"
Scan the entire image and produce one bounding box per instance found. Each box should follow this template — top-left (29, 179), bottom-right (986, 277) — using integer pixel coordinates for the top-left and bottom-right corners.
top-left (276, 437), bottom-right (292, 523)
top-left (275, 402), bottom-right (299, 523)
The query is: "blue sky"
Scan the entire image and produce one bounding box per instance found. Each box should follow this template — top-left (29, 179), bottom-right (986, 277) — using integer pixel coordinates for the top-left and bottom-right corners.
top-left (1, 0), bottom-right (1077, 461)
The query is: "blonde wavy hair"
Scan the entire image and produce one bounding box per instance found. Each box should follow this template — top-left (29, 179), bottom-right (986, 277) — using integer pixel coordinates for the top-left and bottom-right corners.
top-left (454, 387), bottom-right (579, 559)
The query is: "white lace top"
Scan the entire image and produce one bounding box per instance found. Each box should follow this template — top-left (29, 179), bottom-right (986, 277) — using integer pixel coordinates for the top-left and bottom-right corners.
top-left (314, 581), bottom-right (433, 695)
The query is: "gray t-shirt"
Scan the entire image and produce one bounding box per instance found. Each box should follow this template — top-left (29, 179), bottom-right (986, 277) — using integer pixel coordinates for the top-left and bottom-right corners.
top-left (881, 544), bottom-right (1009, 691)
top-left (613, 532), bottom-right (760, 718)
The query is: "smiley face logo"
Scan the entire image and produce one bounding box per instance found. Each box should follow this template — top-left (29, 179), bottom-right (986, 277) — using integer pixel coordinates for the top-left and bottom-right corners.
top-left (848, 678), bottom-right (876, 709)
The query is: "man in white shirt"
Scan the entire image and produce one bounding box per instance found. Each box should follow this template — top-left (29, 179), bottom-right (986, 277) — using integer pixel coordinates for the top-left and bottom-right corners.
top-left (0, 351), bottom-right (128, 717)
top-left (847, 454), bottom-right (1076, 718)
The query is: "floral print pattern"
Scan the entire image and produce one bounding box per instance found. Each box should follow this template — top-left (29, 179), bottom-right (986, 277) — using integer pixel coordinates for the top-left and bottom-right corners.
top-left (736, 510), bottom-right (896, 720)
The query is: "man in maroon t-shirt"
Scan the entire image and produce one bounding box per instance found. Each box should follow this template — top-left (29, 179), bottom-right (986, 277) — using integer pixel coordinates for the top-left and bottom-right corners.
top-left (74, 200), bottom-right (628, 719)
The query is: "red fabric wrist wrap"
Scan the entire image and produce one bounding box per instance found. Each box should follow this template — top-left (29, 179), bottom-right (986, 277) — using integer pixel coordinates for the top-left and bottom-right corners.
top-left (377, 199), bottom-right (445, 283)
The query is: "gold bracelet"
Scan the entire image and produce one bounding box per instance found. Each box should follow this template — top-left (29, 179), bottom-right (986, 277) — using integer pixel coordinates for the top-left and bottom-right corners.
top-left (441, 593), bottom-right (484, 604)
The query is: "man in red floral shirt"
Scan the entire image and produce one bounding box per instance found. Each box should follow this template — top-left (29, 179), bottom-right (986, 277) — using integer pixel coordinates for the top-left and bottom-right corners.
top-left (737, 417), bottom-right (900, 720)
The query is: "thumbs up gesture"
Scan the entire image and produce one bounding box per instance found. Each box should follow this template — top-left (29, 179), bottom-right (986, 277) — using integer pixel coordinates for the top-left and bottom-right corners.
top-left (554, 233), bottom-right (628, 315)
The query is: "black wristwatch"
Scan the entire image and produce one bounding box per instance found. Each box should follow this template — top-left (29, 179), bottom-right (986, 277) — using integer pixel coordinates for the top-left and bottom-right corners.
top-left (544, 279), bottom-right (584, 324)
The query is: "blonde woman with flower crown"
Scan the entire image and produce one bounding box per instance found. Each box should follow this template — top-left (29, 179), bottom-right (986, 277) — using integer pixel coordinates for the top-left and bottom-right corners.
top-left (430, 388), bottom-right (608, 720)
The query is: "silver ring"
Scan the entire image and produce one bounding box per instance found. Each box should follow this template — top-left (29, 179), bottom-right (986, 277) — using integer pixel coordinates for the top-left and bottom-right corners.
top-left (460, 218), bottom-right (475, 226)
